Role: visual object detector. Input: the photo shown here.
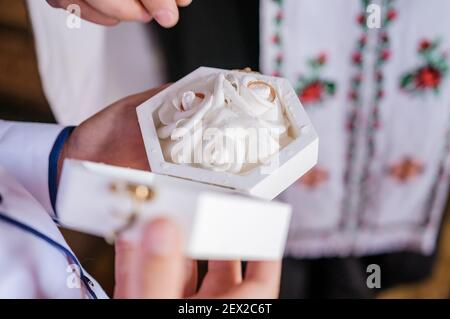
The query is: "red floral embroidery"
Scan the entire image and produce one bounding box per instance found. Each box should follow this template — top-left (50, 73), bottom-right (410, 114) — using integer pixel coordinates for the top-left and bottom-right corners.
top-left (348, 0), bottom-right (397, 221)
top-left (275, 11), bottom-right (283, 23)
top-left (352, 52), bottom-right (363, 65)
top-left (296, 53), bottom-right (337, 105)
top-left (271, 0), bottom-right (284, 77)
top-left (420, 39), bottom-right (432, 51)
top-left (299, 81), bottom-right (323, 104)
top-left (272, 71), bottom-right (281, 77)
top-left (346, 110), bottom-right (359, 132)
top-left (317, 52), bottom-right (327, 65)
top-left (375, 71), bottom-right (383, 81)
top-left (359, 35), bottom-right (368, 47)
top-left (298, 167), bottom-right (329, 189)
top-left (357, 13), bottom-right (365, 26)
top-left (388, 157), bottom-right (424, 182)
top-left (272, 34), bottom-right (281, 45)
top-left (275, 53), bottom-right (284, 64)
top-left (416, 66), bottom-right (441, 89)
top-left (345, 1), bottom-right (370, 187)
top-left (400, 38), bottom-right (448, 95)
top-left (348, 90), bottom-right (358, 101)
top-left (380, 49), bottom-right (391, 61)
top-left (386, 9), bottom-right (397, 21)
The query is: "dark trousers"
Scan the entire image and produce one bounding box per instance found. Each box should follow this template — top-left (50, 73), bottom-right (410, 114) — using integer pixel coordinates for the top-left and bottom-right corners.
top-left (280, 252), bottom-right (435, 298)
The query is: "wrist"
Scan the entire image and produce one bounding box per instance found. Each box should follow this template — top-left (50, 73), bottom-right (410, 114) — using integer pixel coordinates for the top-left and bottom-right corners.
top-left (57, 136), bottom-right (70, 184)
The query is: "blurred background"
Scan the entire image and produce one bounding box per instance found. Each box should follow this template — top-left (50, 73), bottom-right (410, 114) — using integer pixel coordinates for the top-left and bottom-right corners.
top-left (1, 0), bottom-right (450, 298)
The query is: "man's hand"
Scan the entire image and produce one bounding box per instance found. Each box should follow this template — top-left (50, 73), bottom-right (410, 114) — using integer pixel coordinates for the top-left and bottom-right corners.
top-left (46, 0), bottom-right (192, 27)
top-left (114, 218), bottom-right (282, 299)
top-left (55, 86), bottom-right (281, 299)
top-left (57, 86), bottom-right (168, 181)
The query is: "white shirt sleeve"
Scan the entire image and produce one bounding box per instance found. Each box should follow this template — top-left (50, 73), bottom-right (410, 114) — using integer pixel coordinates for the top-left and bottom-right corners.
top-left (26, 0), bottom-right (165, 126)
top-left (0, 169), bottom-right (108, 299)
top-left (0, 120), bottom-right (63, 215)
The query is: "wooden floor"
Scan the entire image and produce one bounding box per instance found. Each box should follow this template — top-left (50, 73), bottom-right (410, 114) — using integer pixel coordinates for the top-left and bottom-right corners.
top-left (1, 0), bottom-right (449, 298)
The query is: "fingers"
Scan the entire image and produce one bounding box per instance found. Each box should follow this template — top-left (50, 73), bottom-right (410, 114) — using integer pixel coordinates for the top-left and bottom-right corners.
top-left (176, 0), bottom-right (192, 7)
top-left (47, 0), bottom-right (192, 26)
top-left (196, 261), bottom-right (242, 297)
top-left (85, 0), bottom-right (151, 22)
top-left (114, 239), bottom-right (136, 298)
top-left (242, 261), bottom-right (281, 298)
top-left (140, 0), bottom-right (179, 28)
top-left (183, 260), bottom-right (198, 297)
top-left (138, 218), bottom-right (185, 298)
top-left (46, 0), bottom-right (119, 26)
top-left (218, 261), bottom-right (281, 299)
top-left (207, 261), bottom-right (242, 284)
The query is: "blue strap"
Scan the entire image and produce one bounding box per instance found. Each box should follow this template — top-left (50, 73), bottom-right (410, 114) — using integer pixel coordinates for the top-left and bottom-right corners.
top-left (0, 212), bottom-right (97, 299)
top-left (48, 126), bottom-right (76, 219)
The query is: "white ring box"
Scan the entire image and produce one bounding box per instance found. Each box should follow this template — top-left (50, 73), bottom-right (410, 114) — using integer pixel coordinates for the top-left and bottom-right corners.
top-left (137, 67), bottom-right (319, 200)
top-left (57, 67), bottom-right (318, 260)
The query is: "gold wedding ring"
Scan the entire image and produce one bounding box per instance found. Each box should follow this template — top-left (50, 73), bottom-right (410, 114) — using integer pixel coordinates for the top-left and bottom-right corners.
top-left (247, 80), bottom-right (277, 103)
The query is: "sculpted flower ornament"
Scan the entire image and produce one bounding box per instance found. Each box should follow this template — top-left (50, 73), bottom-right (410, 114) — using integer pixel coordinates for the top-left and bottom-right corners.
top-left (156, 72), bottom-right (292, 174)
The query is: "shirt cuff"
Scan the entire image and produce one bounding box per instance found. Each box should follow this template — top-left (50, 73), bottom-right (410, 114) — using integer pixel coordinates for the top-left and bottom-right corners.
top-left (0, 121), bottom-right (64, 216)
top-left (48, 126), bottom-right (75, 218)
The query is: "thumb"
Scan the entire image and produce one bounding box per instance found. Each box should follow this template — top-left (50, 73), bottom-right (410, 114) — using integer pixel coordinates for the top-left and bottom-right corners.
top-left (137, 218), bottom-right (185, 298)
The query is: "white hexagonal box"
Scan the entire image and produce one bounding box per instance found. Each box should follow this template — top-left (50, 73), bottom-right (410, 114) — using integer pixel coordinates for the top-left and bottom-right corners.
top-left (56, 67), bottom-right (319, 261)
top-left (137, 67), bottom-right (318, 200)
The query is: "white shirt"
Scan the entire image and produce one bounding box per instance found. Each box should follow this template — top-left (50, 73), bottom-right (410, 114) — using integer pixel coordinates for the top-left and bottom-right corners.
top-left (0, 121), bottom-right (107, 298)
top-left (26, 0), bottom-right (166, 126)
top-left (260, 0), bottom-right (450, 257)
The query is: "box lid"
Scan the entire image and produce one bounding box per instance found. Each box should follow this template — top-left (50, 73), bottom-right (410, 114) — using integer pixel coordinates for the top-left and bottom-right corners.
top-left (56, 159), bottom-right (292, 260)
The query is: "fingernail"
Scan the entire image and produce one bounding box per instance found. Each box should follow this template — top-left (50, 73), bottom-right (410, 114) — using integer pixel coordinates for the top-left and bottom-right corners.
top-left (154, 10), bottom-right (176, 27)
top-left (143, 220), bottom-right (177, 256)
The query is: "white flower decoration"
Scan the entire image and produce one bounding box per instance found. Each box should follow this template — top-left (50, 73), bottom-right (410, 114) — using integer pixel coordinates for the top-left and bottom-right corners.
top-left (157, 72), bottom-right (291, 174)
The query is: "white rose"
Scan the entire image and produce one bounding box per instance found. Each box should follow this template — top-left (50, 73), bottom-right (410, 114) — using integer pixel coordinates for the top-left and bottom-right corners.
top-left (157, 72), bottom-right (291, 174)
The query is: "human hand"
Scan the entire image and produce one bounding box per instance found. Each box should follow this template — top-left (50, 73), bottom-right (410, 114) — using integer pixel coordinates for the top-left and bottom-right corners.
top-left (114, 218), bottom-right (281, 299)
top-left (46, 0), bottom-right (192, 27)
top-left (57, 86), bottom-right (169, 182)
